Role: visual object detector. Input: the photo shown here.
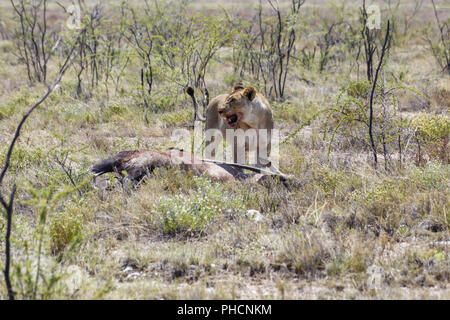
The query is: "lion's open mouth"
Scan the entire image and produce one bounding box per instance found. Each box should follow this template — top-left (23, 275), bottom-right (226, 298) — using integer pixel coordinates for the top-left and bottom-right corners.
top-left (226, 114), bottom-right (238, 126)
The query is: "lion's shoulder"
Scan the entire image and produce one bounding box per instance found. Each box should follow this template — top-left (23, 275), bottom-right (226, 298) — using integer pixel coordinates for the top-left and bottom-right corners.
top-left (254, 93), bottom-right (272, 112)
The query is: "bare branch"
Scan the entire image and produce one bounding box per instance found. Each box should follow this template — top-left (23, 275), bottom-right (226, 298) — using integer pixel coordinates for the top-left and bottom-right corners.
top-left (368, 20), bottom-right (391, 169)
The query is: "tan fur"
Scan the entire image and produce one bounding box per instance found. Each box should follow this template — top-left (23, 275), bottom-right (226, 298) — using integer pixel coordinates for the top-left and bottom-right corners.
top-left (204, 84), bottom-right (273, 166)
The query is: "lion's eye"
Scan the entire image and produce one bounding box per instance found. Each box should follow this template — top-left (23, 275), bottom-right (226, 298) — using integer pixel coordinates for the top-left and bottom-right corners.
top-left (228, 98), bottom-right (235, 103)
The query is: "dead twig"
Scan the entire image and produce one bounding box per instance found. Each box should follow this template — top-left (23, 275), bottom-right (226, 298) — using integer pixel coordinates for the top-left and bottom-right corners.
top-left (368, 20), bottom-right (391, 169)
top-left (186, 86), bottom-right (206, 122)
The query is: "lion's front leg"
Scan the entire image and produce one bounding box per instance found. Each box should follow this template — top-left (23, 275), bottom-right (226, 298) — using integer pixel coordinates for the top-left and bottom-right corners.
top-left (255, 128), bottom-right (271, 168)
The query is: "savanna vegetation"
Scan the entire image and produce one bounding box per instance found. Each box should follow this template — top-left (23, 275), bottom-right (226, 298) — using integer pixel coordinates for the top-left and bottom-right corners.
top-left (0, 0), bottom-right (448, 299)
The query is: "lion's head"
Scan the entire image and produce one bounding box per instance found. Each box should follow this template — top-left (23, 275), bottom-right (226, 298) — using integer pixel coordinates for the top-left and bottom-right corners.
top-left (218, 83), bottom-right (257, 128)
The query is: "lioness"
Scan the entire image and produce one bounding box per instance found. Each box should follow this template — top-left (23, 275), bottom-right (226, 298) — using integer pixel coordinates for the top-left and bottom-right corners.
top-left (187, 83), bottom-right (273, 167)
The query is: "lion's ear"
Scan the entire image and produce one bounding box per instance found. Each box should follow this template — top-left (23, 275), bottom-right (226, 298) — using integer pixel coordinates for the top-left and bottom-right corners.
top-left (233, 82), bottom-right (244, 91)
top-left (243, 86), bottom-right (256, 101)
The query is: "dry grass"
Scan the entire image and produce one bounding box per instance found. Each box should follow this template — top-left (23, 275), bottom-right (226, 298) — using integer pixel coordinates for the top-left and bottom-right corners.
top-left (0, 0), bottom-right (448, 300)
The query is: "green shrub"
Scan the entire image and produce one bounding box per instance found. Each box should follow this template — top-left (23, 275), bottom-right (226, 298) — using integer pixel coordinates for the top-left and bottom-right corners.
top-left (351, 179), bottom-right (403, 217)
top-left (412, 113), bottom-right (449, 142)
top-left (411, 113), bottom-right (449, 163)
top-left (107, 103), bottom-right (128, 116)
top-left (160, 109), bottom-right (192, 127)
top-left (346, 80), bottom-right (371, 99)
top-left (0, 40), bottom-right (14, 53)
top-left (50, 212), bottom-right (84, 256)
top-left (409, 161), bottom-right (450, 191)
top-left (0, 146), bottom-right (47, 173)
top-left (314, 167), bottom-right (343, 195)
top-left (152, 176), bottom-right (245, 236)
top-left (0, 104), bottom-right (15, 120)
top-left (273, 101), bottom-right (302, 123)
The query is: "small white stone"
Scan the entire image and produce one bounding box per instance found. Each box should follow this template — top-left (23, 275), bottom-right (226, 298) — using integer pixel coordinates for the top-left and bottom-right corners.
top-left (246, 209), bottom-right (265, 223)
top-left (123, 266), bottom-right (134, 273)
top-left (125, 272), bottom-right (141, 280)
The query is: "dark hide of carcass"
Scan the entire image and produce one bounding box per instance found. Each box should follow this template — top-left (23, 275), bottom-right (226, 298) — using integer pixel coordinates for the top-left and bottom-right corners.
top-left (91, 149), bottom-right (299, 189)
